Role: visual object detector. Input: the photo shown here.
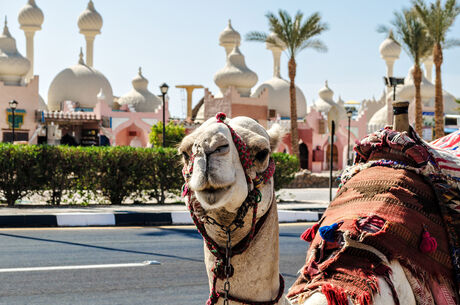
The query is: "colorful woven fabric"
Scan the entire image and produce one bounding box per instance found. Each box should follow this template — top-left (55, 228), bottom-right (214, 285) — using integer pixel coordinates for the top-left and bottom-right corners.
top-left (288, 127), bottom-right (460, 304)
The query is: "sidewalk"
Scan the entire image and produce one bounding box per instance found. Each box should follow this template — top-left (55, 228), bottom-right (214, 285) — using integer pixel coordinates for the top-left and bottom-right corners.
top-left (0, 188), bottom-right (333, 227)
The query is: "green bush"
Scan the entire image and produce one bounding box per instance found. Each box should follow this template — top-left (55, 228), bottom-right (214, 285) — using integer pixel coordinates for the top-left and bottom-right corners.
top-left (0, 144), bottom-right (183, 206)
top-left (0, 144), bottom-right (42, 206)
top-left (149, 122), bottom-right (185, 148)
top-left (272, 152), bottom-right (298, 191)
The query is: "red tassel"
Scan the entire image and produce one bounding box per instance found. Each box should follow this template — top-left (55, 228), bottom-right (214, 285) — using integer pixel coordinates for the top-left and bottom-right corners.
top-left (321, 284), bottom-right (348, 305)
top-left (301, 223), bottom-right (320, 242)
top-left (419, 227), bottom-right (437, 253)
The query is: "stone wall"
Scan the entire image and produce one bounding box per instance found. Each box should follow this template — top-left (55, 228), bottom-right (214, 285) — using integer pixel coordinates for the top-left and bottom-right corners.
top-left (285, 170), bottom-right (340, 188)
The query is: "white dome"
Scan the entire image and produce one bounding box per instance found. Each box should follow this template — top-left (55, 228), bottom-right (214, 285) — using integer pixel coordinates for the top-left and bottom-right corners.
top-left (397, 67), bottom-right (435, 100)
top-left (118, 67), bottom-right (162, 112)
top-left (219, 20), bottom-right (241, 48)
top-left (0, 19), bottom-right (30, 85)
top-left (38, 94), bottom-right (48, 111)
top-left (251, 76), bottom-right (306, 118)
top-left (48, 50), bottom-right (113, 110)
top-left (78, 0), bottom-right (102, 34)
top-left (313, 81), bottom-right (346, 122)
top-left (313, 81), bottom-right (335, 113)
top-left (266, 32), bottom-right (286, 51)
top-left (368, 104), bottom-right (388, 133)
top-left (214, 46), bottom-right (258, 97)
top-left (379, 31), bottom-right (401, 60)
top-left (18, 0), bottom-right (44, 30)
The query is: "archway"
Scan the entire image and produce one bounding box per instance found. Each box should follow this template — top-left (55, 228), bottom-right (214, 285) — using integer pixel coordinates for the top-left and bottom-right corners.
top-left (115, 123), bottom-right (147, 147)
top-left (299, 143), bottom-right (309, 169)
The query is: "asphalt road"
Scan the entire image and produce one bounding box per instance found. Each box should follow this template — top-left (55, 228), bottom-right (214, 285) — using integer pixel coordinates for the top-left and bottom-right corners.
top-left (0, 225), bottom-right (310, 305)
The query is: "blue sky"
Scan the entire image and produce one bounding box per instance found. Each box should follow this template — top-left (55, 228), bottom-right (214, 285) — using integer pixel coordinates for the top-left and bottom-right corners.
top-left (2, 0), bottom-right (459, 118)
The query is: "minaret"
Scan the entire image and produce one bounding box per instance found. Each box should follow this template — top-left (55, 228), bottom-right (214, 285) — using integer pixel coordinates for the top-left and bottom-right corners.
top-left (77, 0), bottom-right (102, 67)
top-left (18, 0), bottom-right (44, 81)
top-left (218, 19), bottom-right (241, 57)
top-left (266, 32), bottom-right (286, 78)
top-left (379, 30), bottom-right (401, 78)
top-left (422, 55), bottom-right (433, 82)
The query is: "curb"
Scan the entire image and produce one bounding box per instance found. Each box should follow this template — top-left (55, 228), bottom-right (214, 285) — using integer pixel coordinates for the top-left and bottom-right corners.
top-left (0, 210), bottom-right (323, 228)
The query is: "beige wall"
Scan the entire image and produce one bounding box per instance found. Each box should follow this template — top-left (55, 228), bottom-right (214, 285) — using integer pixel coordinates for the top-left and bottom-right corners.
top-left (0, 76), bottom-right (40, 143)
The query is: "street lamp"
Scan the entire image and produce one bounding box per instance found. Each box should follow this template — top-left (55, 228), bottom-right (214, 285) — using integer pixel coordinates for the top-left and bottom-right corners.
top-left (383, 76), bottom-right (404, 102)
top-left (9, 100), bottom-right (18, 143)
top-left (329, 120), bottom-right (335, 202)
top-left (160, 83), bottom-right (169, 147)
top-left (346, 109), bottom-right (353, 165)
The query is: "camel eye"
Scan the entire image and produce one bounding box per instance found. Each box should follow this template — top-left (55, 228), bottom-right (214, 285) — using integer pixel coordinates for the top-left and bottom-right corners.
top-left (255, 149), bottom-right (269, 162)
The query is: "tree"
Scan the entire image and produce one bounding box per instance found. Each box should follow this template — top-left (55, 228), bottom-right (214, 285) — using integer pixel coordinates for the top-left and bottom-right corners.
top-left (246, 10), bottom-right (329, 163)
top-left (149, 121), bottom-right (186, 148)
top-left (413, 0), bottom-right (460, 138)
top-left (379, 9), bottom-right (433, 134)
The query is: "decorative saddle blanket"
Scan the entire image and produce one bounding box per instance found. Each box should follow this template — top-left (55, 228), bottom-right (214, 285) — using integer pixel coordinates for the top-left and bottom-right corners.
top-left (288, 127), bottom-right (460, 305)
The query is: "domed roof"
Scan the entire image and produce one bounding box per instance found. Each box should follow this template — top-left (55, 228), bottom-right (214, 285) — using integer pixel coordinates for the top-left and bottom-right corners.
top-left (38, 94), bottom-right (48, 111)
top-left (0, 18), bottom-right (31, 85)
top-left (266, 32), bottom-right (286, 51)
top-left (47, 49), bottom-right (113, 110)
top-left (379, 31), bottom-right (401, 60)
top-left (219, 20), bottom-right (241, 48)
top-left (397, 66), bottom-right (435, 100)
top-left (78, 0), bottom-right (102, 34)
top-left (313, 81), bottom-right (335, 113)
top-left (118, 67), bottom-right (162, 112)
top-left (368, 104), bottom-right (388, 133)
top-left (313, 81), bottom-right (347, 121)
top-left (251, 76), bottom-right (306, 117)
top-left (214, 46), bottom-right (258, 97)
top-left (18, 0), bottom-right (44, 30)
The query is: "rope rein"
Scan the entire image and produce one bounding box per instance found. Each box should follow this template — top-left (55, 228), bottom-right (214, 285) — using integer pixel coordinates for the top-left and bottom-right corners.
top-left (182, 113), bottom-right (284, 305)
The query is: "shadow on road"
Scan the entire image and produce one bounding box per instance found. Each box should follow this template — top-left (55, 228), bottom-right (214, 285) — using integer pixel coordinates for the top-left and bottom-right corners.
top-left (140, 228), bottom-right (202, 239)
top-left (0, 233), bottom-right (202, 262)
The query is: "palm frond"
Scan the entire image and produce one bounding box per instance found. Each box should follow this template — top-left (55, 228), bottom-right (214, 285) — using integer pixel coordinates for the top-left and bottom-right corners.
top-left (298, 39), bottom-right (328, 53)
top-left (376, 24), bottom-right (391, 34)
top-left (443, 38), bottom-right (460, 48)
top-left (245, 31), bottom-right (268, 43)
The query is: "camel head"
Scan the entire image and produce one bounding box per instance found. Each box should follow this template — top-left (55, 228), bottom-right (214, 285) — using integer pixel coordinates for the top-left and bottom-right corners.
top-left (179, 114), bottom-right (282, 219)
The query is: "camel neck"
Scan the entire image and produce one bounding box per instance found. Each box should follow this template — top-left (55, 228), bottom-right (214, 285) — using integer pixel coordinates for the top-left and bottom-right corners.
top-left (203, 198), bottom-right (283, 304)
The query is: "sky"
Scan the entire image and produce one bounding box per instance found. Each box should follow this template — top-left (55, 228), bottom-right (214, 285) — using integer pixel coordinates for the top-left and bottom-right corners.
top-left (2, 0), bottom-right (460, 118)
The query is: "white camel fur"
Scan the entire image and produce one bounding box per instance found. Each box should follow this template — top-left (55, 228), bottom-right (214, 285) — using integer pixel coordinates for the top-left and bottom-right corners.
top-left (179, 115), bottom-right (416, 305)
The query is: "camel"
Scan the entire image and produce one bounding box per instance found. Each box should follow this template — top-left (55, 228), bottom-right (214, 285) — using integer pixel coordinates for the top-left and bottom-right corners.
top-left (179, 110), bottom-right (459, 305)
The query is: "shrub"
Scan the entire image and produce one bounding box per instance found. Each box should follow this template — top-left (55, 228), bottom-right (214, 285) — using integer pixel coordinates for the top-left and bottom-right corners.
top-left (141, 147), bottom-right (183, 204)
top-left (0, 144), bottom-right (42, 206)
top-left (271, 152), bottom-right (299, 191)
top-left (149, 122), bottom-right (186, 148)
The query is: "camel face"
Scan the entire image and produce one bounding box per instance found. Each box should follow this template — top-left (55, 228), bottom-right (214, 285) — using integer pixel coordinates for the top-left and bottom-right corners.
top-left (179, 116), bottom-right (280, 214)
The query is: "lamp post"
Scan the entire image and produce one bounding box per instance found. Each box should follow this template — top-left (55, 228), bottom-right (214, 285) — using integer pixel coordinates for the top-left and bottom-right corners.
top-left (329, 120), bottom-right (335, 202)
top-left (160, 83), bottom-right (169, 147)
top-left (346, 109), bottom-right (353, 165)
top-left (383, 76), bottom-right (404, 102)
top-left (9, 100), bottom-right (18, 143)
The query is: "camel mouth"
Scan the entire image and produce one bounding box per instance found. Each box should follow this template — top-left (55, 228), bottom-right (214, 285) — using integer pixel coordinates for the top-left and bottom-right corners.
top-left (200, 185), bottom-right (231, 195)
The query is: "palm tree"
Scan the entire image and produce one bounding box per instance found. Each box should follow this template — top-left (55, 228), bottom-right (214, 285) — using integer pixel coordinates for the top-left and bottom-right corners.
top-left (246, 10), bottom-right (329, 162)
top-left (413, 0), bottom-right (460, 138)
top-left (379, 9), bottom-right (433, 135)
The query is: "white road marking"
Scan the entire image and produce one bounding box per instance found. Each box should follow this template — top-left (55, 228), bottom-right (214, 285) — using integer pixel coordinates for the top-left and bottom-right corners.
top-left (0, 260), bottom-right (160, 273)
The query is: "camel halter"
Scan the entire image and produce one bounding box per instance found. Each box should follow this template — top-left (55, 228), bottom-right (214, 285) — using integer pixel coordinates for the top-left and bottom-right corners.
top-left (182, 113), bottom-right (283, 305)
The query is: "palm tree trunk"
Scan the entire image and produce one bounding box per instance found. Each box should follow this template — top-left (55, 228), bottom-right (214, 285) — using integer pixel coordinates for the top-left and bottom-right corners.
top-left (413, 64), bottom-right (423, 135)
top-left (288, 57), bottom-right (300, 164)
top-left (433, 43), bottom-right (444, 139)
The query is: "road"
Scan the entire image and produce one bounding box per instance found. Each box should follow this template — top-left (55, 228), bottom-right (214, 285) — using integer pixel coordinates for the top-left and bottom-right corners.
top-left (0, 224), bottom-right (310, 305)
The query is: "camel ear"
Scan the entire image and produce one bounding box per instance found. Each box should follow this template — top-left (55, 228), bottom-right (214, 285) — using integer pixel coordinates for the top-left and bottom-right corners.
top-left (267, 123), bottom-right (284, 153)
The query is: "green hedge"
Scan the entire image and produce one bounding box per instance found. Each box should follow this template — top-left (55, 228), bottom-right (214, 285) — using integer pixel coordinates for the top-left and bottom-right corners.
top-left (0, 145), bottom-right (297, 206)
top-left (0, 144), bottom-right (182, 206)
